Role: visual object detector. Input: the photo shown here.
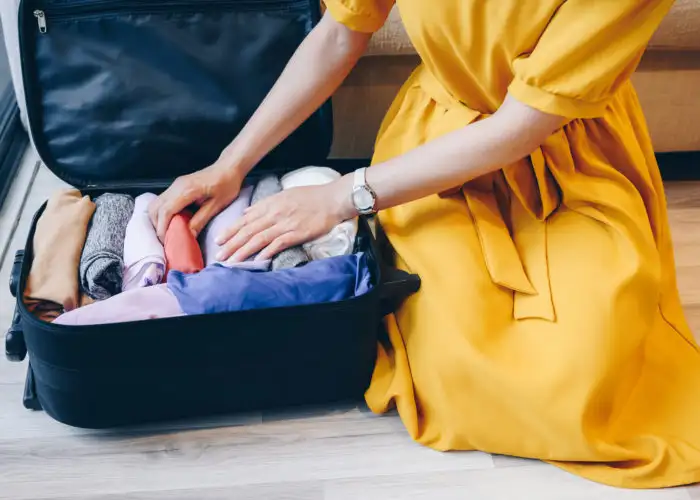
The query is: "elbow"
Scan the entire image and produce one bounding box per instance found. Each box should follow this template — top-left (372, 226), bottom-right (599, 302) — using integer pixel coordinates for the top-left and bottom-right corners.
top-left (319, 11), bottom-right (372, 59)
top-left (492, 93), bottom-right (569, 160)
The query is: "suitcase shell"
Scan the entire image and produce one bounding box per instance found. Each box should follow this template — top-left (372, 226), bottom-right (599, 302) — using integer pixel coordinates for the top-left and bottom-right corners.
top-left (4, 0), bottom-right (420, 428)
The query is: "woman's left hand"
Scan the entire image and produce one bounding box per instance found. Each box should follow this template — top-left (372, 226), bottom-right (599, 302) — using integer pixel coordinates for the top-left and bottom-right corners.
top-left (214, 180), bottom-right (353, 264)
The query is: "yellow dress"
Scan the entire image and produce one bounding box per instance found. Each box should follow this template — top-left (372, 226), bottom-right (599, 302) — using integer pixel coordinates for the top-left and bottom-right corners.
top-left (325, 0), bottom-right (700, 489)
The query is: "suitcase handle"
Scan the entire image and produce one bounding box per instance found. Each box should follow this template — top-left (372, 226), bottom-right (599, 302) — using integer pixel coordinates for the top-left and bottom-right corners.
top-left (6, 250), bottom-right (27, 362)
top-left (9, 249), bottom-right (24, 298)
top-left (368, 217), bottom-right (421, 316)
top-left (379, 267), bottom-right (421, 317)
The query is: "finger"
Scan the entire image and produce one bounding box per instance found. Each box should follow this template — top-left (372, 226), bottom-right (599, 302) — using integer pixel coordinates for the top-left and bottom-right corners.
top-left (155, 193), bottom-right (195, 242)
top-left (189, 199), bottom-right (223, 238)
top-left (256, 231), bottom-right (298, 261)
top-left (214, 204), bottom-right (267, 246)
top-left (228, 226), bottom-right (283, 264)
top-left (216, 216), bottom-right (276, 262)
top-left (155, 206), bottom-right (172, 243)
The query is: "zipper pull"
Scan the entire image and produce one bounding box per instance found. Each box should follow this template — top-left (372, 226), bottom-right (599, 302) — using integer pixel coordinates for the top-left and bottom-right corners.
top-left (34, 10), bottom-right (47, 34)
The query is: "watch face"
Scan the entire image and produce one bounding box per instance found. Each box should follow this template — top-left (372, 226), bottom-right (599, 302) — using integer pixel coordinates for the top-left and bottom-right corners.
top-left (353, 187), bottom-right (374, 210)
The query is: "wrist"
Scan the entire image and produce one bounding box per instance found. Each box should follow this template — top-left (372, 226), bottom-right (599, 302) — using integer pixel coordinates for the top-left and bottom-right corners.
top-left (328, 174), bottom-right (357, 221)
top-left (211, 152), bottom-right (248, 185)
top-left (217, 142), bottom-right (257, 178)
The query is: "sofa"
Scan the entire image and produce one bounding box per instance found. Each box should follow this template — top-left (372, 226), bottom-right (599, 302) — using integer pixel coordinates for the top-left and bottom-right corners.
top-left (329, 0), bottom-right (700, 159)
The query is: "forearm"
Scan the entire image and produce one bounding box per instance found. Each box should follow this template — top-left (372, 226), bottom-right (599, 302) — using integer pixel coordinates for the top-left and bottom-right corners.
top-left (220, 13), bottom-right (370, 177)
top-left (332, 94), bottom-right (568, 218)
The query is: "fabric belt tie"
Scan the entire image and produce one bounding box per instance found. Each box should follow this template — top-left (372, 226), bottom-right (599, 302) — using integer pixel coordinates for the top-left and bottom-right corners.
top-left (420, 68), bottom-right (557, 322)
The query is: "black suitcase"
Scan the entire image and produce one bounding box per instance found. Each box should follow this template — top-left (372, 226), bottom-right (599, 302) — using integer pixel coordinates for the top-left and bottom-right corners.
top-left (4, 0), bottom-right (420, 429)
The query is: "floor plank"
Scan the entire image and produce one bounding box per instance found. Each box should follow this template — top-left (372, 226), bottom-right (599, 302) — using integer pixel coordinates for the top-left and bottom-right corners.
top-left (0, 411), bottom-right (493, 500)
top-left (35, 483), bottom-right (325, 500)
top-left (324, 467), bottom-right (693, 500)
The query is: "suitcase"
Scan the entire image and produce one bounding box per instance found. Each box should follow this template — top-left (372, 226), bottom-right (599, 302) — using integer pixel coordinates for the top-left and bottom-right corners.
top-left (3, 0), bottom-right (420, 429)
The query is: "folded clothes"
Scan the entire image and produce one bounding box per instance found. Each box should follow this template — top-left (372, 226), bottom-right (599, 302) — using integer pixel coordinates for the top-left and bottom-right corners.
top-left (24, 189), bottom-right (96, 321)
top-left (54, 284), bottom-right (184, 326)
top-left (280, 166), bottom-right (358, 260)
top-left (122, 193), bottom-right (165, 291)
top-left (164, 210), bottom-right (204, 275)
top-left (200, 185), bottom-right (253, 266)
top-left (280, 166), bottom-right (341, 189)
top-left (79, 193), bottom-right (134, 301)
top-left (167, 252), bottom-right (373, 316)
top-left (304, 221), bottom-right (359, 260)
top-left (251, 175), bottom-right (309, 271)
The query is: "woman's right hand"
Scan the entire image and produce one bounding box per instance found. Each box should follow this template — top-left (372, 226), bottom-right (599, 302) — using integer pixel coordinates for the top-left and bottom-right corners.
top-left (148, 160), bottom-right (244, 241)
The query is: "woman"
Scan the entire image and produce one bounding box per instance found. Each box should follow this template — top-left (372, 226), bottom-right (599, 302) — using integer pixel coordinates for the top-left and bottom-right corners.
top-left (149, 0), bottom-right (700, 488)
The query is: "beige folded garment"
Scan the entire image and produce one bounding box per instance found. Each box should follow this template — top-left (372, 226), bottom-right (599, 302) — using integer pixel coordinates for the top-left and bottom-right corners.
top-left (24, 189), bottom-right (96, 322)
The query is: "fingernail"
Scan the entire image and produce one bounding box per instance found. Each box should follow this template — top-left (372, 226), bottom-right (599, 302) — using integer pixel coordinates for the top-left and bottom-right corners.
top-left (215, 251), bottom-right (225, 261)
top-left (215, 236), bottom-right (224, 245)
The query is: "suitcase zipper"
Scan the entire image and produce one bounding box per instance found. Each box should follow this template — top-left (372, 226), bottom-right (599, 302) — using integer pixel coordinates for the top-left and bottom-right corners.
top-left (32, 0), bottom-right (308, 33)
top-left (33, 10), bottom-right (47, 33)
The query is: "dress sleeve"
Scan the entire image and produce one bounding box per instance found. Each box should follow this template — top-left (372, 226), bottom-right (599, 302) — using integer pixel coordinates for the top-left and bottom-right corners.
top-left (508, 0), bottom-right (674, 119)
top-left (322, 0), bottom-right (395, 33)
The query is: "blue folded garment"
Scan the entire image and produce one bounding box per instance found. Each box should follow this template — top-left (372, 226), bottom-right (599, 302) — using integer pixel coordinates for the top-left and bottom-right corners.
top-left (166, 252), bottom-right (372, 315)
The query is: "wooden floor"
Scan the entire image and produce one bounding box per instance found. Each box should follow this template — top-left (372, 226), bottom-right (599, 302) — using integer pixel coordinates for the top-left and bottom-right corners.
top-left (2, 150), bottom-right (700, 499)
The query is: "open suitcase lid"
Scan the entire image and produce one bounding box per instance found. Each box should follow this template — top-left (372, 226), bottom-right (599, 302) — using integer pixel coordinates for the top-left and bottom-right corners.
top-left (17, 0), bottom-right (332, 188)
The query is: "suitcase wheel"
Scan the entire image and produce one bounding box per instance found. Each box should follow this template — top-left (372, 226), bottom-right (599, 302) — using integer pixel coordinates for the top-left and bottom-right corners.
top-left (5, 306), bottom-right (26, 362)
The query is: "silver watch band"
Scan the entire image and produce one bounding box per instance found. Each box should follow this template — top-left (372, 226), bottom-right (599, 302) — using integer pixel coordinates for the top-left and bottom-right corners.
top-left (353, 167), bottom-right (366, 192)
top-left (352, 167), bottom-right (377, 215)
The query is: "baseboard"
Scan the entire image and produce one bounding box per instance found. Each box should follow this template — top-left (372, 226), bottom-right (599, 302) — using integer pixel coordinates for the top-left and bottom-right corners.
top-left (657, 151), bottom-right (700, 181)
top-left (0, 83), bottom-right (29, 209)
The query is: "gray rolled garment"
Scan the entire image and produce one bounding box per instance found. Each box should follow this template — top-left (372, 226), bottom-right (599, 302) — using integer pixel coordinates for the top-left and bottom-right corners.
top-left (251, 175), bottom-right (309, 270)
top-left (79, 193), bottom-right (135, 300)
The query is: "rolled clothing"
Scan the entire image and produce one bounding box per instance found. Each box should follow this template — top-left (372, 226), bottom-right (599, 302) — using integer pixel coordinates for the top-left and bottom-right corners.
top-left (122, 193), bottom-right (165, 291)
top-left (80, 193), bottom-right (134, 300)
top-left (280, 165), bottom-right (341, 189)
top-left (164, 210), bottom-right (204, 275)
top-left (304, 221), bottom-right (358, 260)
top-left (167, 252), bottom-right (373, 316)
top-left (199, 185), bottom-right (253, 266)
top-left (54, 284), bottom-right (184, 326)
top-left (280, 166), bottom-right (358, 260)
top-left (24, 189), bottom-right (96, 321)
top-left (251, 175), bottom-right (309, 270)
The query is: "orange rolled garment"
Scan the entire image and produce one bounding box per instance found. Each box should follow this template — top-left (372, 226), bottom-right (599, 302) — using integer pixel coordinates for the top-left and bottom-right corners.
top-left (164, 210), bottom-right (204, 276)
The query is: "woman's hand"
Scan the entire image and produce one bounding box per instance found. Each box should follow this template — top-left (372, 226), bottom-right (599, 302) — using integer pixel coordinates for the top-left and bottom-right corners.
top-left (215, 179), bottom-right (354, 264)
top-left (148, 161), bottom-right (244, 241)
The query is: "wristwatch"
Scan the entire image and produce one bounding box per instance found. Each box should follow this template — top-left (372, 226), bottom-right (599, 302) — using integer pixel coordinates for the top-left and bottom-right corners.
top-left (352, 167), bottom-right (378, 215)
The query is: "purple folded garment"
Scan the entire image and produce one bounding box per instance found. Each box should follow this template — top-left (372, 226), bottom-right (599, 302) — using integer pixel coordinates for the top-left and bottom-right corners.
top-left (166, 252), bottom-right (372, 316)
top-left (123, 193), bottom-right (165, 291)
top-left (53, 284), bottom-right (184, 325)
top-left (199, 186), bottom-right (253, 267)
